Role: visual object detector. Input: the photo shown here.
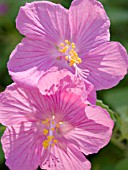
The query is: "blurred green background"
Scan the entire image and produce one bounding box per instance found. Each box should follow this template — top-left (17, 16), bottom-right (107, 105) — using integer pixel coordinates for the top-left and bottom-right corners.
top-left (0, 0), bottom-right (128, 169)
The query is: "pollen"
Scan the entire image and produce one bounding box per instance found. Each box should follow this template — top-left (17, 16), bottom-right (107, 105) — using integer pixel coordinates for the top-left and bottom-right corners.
top-left (51, 143), bottom-right (55, 147)
top-left (42, 140), bottom-right (49, 149)
top-left (42, 136), bottom-right (58, 149)
top-left (71, 43), bottom-right (75, 49)
top-left (65, 40), bottom-right (70, 44)
top-left (47, 135), bottom-right (54, 141)
top-left (43, 129), bottom-right (49, 135)
top-left (60, 43), bottom-right (64, 46)
top-left (59, 40), bottom-right (82, 67)
top-left (42, 118), bottom-right (49, 124)
top-left (51, 127), bottom-right (55, 131)
top-left (56, 124), bottom-right (59, 128)
top-left (65, 56), bottom-right (69, 60)
top-left (52, 121), bottom-right (55, 125)
top-left (53, 139), bottom-right (58, 144)
top-left (42, 117), bottom-right (59, 149)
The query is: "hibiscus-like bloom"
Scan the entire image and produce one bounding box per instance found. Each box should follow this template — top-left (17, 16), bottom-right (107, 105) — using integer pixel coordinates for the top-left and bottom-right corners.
top-left (8, 0), bottom-right (128, 89)
top-left (0, 70), bottom-right (113, 170)
top-left (0, 3), bottom-right (8, 15)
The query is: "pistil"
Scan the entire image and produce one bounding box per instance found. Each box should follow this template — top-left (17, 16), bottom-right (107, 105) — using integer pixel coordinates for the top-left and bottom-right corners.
top-left (59, 40), bottom-right (82, 67)
top-left (42, 116), bottom-right (58, 149)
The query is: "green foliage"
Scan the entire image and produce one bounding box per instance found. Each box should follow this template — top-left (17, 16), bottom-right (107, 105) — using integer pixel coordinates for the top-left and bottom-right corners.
top-left (114, 159), bottom-right (128, 170)
top-left (89, 143), bottom-right (125, 170)
top-left (96, 100), bottom-right (116, 121)
top-left (0, 125), bottom-right (5, 164)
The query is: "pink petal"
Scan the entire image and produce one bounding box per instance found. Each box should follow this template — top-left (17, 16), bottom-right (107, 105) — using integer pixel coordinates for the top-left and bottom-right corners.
top-left (65, 105), bottom-right (114, 155)
top-left (1, 123), bottom-right (42, 170)
top-left (84, 80), bottom-right (96, 105)
top-left (80, 42), bottom-right (128, 90)
top-left (9, 1), bottom-right (71, 87)
top-left (0, 84), bottom-right (34, 126)
top-left (16, 1), bottom-right (70, 43)
top-left (38, 69), bottom-right (96, 104)
top-left (55, 91), bottom-right (86, 122)
top-left (38, 69), bottom-right (85, 95)
top-left (40, 145), bottom-right (91, 170)
top-left (85, 105), bottom-right (114, 127)
top-left (0, 83), bottom-right (52, 126)
top-left (69, 0), bottom-right (110, 53)
top-left (8, 38), bottom-right (58, 87)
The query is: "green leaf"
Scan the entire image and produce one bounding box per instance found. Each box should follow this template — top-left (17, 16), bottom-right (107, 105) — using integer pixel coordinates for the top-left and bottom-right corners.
top-left (99, 87), bottom-right (128, 115)
top-left (107, 8), bottom-right (128, 24)
top-left (114, 158), bottom-right (128, 170)
top-left (120, 119), bottom-right (128, 139)
top-left (0, 125), bottom-right (6, 164)
top-left (90, 143), bottom-right (124, 170)
top-left (96, 100), bottom-right (116, 121)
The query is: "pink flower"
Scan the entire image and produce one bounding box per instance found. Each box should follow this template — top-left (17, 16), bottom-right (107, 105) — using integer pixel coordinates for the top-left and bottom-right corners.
top-left (8, 0), bottom-right (128, 90)
top-left (0, 3), bottom-right (8, 15)
top-left (0, 70), bottom-right (114, 170)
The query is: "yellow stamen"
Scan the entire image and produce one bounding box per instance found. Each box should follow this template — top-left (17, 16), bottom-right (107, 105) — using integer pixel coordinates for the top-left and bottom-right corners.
top-left (69, 62), bottom-right (74, 67)
top-left (53, 139), bottom-right (58, 144)
top-left (42, 140), bottom-right (49, 149)
top-left (42, 117), bottom-right (60, 149)
top-left (51, 127), bottom-right (54, 131)
top-left (42, 118), bottom-right (49, 124)
top-left (71, 43), bottom-right (76, 49)
top-left (69, 51), bottom-right (73, 55)
top-left (70, 59), bottom-right (76, 64)
top-left (47, 135), bottom-right (54, 141)
top-left (65, 56), bottom-right (69, 60)
top-left (71, 43), bottom-right (75, 46)
top-left (59, 40), bottom-right (82, 67)
top-left (72, 46), bottom-right (75, 49)
top-left (65, 40), bottom-right (69, 44)
top-left (43, 129), bottom-right (49, 135)
top-left (60, 46), bottom-right (68, 53)
top-left (42, 120), bottom-right (45, 124)
top-left (65, 46), bottom-right (69, 50)
top-left (77, 58), bottom-right (82, 63)
top-left (60, 43), bottom-right (64, 46)
top-left (46, 119), bottom-right (49, 122)
top-left (56, 124), bottom-right (59, 128)
top-left (52, 121), bottom-right (55, 125)
top-left (51, 143), bottom-right (55, 147)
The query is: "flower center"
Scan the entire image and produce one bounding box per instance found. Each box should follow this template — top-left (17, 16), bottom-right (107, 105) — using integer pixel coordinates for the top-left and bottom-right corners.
top-left (42, 116), bottom-right (62, 149)
top-left (59, 40), bottom-right (82, 67)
